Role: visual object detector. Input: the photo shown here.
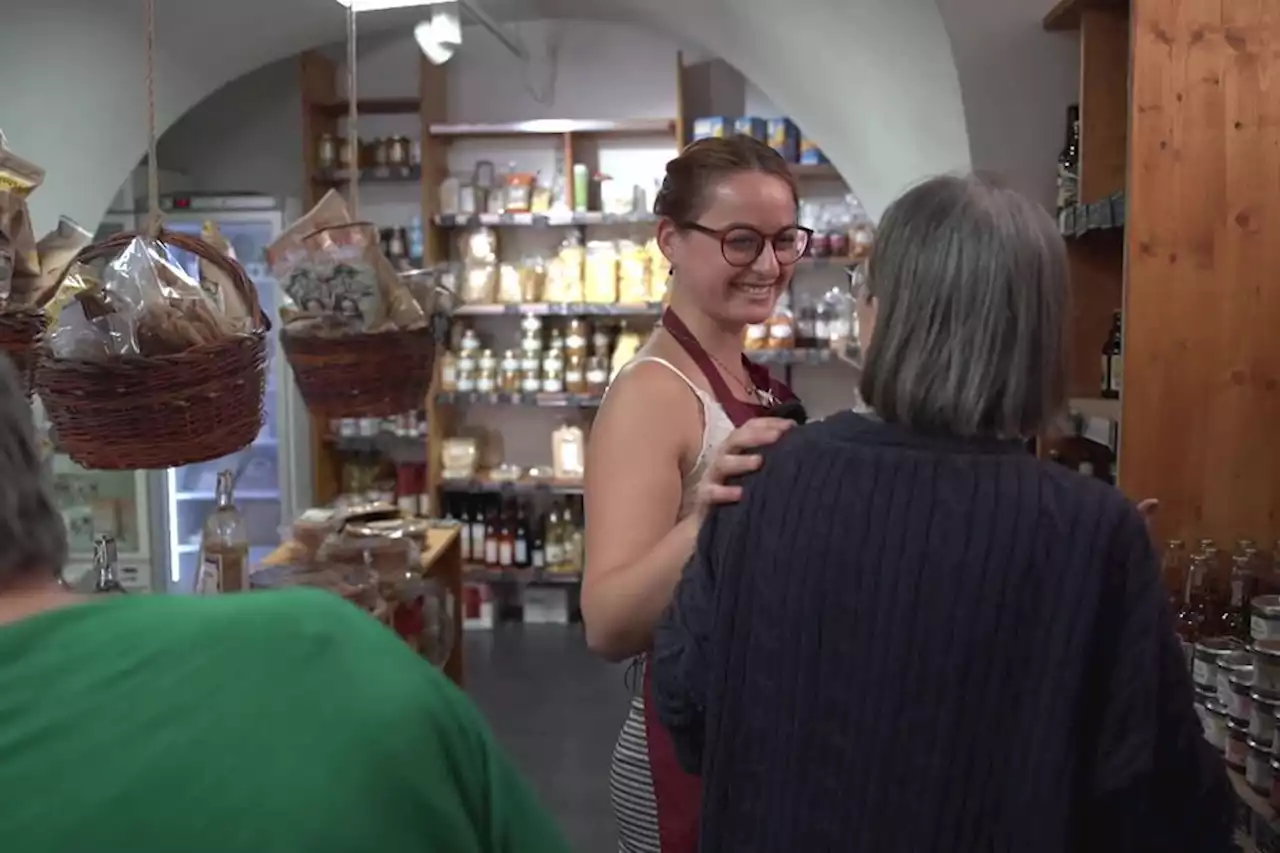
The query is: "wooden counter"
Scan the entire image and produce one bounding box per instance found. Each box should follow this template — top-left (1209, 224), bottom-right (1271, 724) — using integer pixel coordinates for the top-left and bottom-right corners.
top-left (259, 524), bottom-right (465, 687)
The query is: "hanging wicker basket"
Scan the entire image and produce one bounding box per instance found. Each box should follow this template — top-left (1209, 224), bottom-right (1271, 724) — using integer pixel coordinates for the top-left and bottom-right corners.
top-left (0, 301), bottom-right (52, 397)
top-left (34, 230), bottom-right (271, 470)
top-left (282, 323), bottom-right (438, 418)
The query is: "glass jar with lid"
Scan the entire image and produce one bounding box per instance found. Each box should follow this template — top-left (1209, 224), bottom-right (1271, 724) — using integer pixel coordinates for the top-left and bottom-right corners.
top-left (586, 354), bottom-right (610, 395)
top-left (541, 348), bottom-right (565, 393)
top-left (565, 319), bottom-right (589, 359)
top-left (520, 353), bottom-right (542, 393)
top-left (565, 353), bottom-right (588, 394)
top-left (458, 325), bottom-right (481, 354)
top-left (499, 350), bottom-right (521, 392)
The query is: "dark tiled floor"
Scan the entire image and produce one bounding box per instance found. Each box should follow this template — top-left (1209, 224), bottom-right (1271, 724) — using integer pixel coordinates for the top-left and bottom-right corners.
top-left (465, 624), bottom-right (631, 852)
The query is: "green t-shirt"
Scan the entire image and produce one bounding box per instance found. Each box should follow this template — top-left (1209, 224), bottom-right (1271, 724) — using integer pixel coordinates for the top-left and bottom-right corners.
top-left (0, 588), bottom-right (570, 853)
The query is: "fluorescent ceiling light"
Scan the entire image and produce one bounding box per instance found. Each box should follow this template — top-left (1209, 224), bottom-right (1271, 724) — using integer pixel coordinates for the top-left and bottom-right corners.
top-left (334, 0), bottom-right (450, 11)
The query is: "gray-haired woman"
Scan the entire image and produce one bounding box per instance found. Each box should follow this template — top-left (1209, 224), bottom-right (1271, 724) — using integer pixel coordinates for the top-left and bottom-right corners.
top-left (651, 174), bottom-right (1233, 852)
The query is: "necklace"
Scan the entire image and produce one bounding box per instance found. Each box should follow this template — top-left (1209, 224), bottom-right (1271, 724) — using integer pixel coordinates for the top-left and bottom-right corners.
top-left (657, 321), bottom-right (778, 407)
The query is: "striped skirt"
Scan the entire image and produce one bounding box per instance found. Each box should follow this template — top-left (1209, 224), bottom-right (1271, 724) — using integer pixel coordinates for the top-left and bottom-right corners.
top-left (609, 692), bottom-right (661, 852)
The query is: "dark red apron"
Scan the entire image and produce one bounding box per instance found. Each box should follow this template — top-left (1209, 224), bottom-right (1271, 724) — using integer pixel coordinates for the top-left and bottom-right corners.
top-left (642, 307), bottom-right (797, 853)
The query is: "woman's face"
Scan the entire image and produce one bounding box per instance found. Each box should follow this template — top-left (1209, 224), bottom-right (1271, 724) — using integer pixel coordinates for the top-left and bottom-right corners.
top-left (658, 171), bottom-right (798, 327)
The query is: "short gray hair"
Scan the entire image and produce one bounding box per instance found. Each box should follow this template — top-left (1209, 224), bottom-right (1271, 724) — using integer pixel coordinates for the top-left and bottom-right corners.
top-left (859, 173), bottom-right (1067, 438)
top-left (0, 357), bottom-right (67, 586)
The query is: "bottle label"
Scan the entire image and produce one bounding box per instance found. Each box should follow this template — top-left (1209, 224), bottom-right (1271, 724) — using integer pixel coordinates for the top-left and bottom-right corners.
top-left (1110, 357), bottom-right (1123, 393)
top-left (470, 523), bottom-right (485, 556)
top-left (515, 540), bottom-right (529, 565)
top-left (1101, 355), bottom-right (1111, 395)
top-left (460, 525), bottom-right (472, 561)
top-left (1192, 658), bottom-right (1212, 686)
top-left (1252, 614), bottom-right (1279, 641)
top-left (484, 540), bottom-right (498, 565)
top-left (546, 543), bottom-right (564, 565)
top-left (499, 542), bottom-right (513, 567)
top-left (532, 548), bottom-right (545, 569)
top-left (195, 554), bottom-right (222, 594)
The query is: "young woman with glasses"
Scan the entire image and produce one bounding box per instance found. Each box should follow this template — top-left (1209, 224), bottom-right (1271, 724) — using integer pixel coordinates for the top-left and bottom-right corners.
top-left (583, 135), bottom-right (807, 853)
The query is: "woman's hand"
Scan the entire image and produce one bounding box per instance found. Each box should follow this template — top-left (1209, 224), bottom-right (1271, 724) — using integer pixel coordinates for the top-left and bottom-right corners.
top-left (1137, 498), bottom-right (1159, 530)
top-left (693, 417), bottom-right (796, 520)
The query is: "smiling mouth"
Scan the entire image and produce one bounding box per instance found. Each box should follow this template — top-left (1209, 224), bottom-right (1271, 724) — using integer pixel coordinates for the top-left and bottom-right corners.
top-left (732, 281), bottom-right (777, 297)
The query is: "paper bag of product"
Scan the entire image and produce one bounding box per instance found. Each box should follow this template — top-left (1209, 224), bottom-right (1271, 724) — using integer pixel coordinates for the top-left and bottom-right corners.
top-left (267, 189), bottom-right (426, 334)
top-left (0, 190), bottom-right (40, 308)
top-left (29, 216), bottom-right (92, 309)
top-left (0, 131), bottom-right (45, 199)
top-left (199, 221), bottom-right (253, 332)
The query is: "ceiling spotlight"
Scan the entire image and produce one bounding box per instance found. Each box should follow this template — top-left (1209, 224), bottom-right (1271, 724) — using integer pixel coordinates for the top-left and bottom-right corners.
top-left (415, 4), bottom-right (462, 65)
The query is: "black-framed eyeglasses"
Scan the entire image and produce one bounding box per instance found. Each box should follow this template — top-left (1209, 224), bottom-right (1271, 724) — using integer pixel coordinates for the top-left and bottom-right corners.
top-left (680, 222), bottom-right (813, 268)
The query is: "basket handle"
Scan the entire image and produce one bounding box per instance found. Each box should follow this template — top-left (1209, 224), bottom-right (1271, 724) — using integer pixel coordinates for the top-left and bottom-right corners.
top-left (42, 229), bottom-right (271, 333)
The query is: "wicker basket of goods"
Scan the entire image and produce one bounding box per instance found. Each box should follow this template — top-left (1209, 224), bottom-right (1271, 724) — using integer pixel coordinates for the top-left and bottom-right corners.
top-left (0, 133), bottom-right (72, 396)
top-left (271, 190), bottom-right (448, 418)
top-left (34, 228), bottom-right (270, 469)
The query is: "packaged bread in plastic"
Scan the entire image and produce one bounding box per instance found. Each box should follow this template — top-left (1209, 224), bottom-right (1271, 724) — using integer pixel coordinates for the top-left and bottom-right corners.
top-left (29, 217), bottom-right (91, 309)
top-left (0, 190), bottom-right (39, 307)
top-left (199, 221), bottom-right (253, 331)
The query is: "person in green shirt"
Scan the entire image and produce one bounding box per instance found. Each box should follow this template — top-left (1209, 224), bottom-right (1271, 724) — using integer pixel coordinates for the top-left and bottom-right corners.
top-left (0, 358), bottom-right (569, 853)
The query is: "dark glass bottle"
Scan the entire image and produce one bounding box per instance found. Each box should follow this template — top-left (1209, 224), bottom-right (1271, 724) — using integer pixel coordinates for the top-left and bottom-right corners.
top-left (1057, 104), bottom-right (1080, 215)
top-left (483, 501), bottom-right (500, 568)
top-left (1224, 555), bottom-right (1257, 642)
top-left (1101, 311), bottom-right (1122, 399)
top-left (469, 499), bottom-right (486, 566)
top-left (457, 499), bottom-right (473, 562)
top-left (514, 503), bottom-right (532, 569)
top-left (497, 503), bottom-right (514, 569)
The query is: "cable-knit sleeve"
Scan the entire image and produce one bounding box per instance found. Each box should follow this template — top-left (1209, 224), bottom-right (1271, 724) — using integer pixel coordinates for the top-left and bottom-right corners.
top-left (651, 505), bottom-right (736, 776)
top-left (1074, 504), bottom-right (1234, 852)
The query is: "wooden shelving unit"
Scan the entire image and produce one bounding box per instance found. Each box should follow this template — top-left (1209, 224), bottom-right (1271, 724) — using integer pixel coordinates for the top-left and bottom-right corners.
top-left (1042, 0), bottom-right (1280, 613)
top-left (295, 46), bottom-right (857, 535)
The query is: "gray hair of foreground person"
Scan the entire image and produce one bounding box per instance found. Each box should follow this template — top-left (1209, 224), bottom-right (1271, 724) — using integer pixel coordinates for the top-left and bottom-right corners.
top-left (0, 357), bottom-right (67, 587)
top-left (858, 173), bottom-right (1068, 439)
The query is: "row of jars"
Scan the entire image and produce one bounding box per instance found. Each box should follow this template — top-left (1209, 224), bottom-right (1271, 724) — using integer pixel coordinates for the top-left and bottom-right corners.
top-left (440, 316), bottom-right (617, 397)
top-left (743, 287), bottom-right (857, 351)
top-left (1194, 633), bottom-right (1280, 806)
top-left (317, 134), bottom-right (421, 171)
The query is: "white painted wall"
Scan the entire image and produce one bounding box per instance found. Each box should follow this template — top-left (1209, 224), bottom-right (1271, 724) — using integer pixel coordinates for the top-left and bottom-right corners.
top-left (0, 0), bottom-right (973, 235)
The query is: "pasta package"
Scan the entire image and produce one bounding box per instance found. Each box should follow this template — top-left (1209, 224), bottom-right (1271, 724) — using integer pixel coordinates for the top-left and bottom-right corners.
top-left (30, 216), bottom-right (92, 309)
top-left (0, 132), bottom-right (45, 199)
top-left (0, 190), bottom-right (39, 307)
top-left (199, 221), bottom-right (253, 331)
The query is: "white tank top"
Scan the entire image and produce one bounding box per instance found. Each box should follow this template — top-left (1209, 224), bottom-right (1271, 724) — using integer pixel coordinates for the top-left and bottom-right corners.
top-left (620, 356), bottom-right (736, 519)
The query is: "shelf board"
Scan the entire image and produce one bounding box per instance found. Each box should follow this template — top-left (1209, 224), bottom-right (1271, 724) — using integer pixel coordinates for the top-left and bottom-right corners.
top-left (1042, 0), bottom-right (1128, 32)
top-left (1059, 193), bottom-right (1126, 238)
top-left (463, 565), bottom-right (583, 586)
top-left (313, 165), bottom-right (421, 185)
top-left (433, 211), bottom-right (657, 228)
top-left (452, 301), bottom-right (663, 318)
top-left (174, 490), bottom-right (279, 501)
top-left (437, 391), bottom-right (604, 408)
top-left (1069, 397), bottom-right (1121, 421)
top-left (313, 97), bottom-right (420, 118)
top-left (429, 118), bottom-right (676, 137)
top-left (747, 348), bottom-right (838, 366)
top-left (797, 255), bottom-right (855, 269)
top-left (790, 163), bottom-right (844, 180)
top-left (441, 477), bottom-right (584, 496)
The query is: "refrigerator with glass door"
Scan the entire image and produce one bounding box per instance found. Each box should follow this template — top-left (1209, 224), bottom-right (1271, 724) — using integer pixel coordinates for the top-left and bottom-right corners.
top-left (144, 192), bottom-right (310, 591)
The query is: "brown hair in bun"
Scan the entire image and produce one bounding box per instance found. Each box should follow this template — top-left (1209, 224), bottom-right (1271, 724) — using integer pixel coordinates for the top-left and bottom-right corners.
top-left (653, 135), bottom-right (798, 223)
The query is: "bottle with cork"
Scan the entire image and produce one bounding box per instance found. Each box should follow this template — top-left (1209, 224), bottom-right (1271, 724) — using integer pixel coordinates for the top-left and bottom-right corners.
top-left (195, 470), bottom-right (250, 594)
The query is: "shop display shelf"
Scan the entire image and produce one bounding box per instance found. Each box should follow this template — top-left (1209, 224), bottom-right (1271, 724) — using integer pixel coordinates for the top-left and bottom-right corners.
top-left (797, 255), bottom-right (855, 269)
top-left (437, 391), bottom-right (604, 408)
top-left (1069, 397), bottom-right (1121, 421)
top-left (747, 348), bottom-right (837, 366)
top-left (327, 434), bottom-right (428, 464)
top-left (463, 564), bottom-right (583, 586)
top-left (441, 477), bottom-right (584, 496)
top-left (313, 97), bottom-right (420, 118)
top-left (429, 118), bottom-right (676, 137)
top-left (433, 211), bottom-right (659, 228)
top-left (452, 301), bottom-right (663, 318)
top-left (313, 165), bottom-right (422, 185)
top-left (1058, 192), bottom-right (1125, 238)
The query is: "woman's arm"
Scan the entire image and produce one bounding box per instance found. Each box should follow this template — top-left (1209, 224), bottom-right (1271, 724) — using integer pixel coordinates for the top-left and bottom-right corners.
top-left (582, 364), bottom-right (702, 661)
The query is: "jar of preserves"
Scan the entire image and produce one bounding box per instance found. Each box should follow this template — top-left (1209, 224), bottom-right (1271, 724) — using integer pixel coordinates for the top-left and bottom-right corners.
top-left (520, 353), bottom-right (542, 394)
top-left (565, 353), bottom-right (588, 394)
top-left (318, 134), bottom-right (338, 170)
top-left (743, 323), bottom-right (768, 351)
top-left (458, 325), bottom-right (481, 354)
top-left (337, 135), bottom-right (354, 169)
top-left (766, 295), bottom-right (796, 350)
top-left (373, 137), bottom-right (392, 167)
top-left (389, 135), bottom-right (410, 167)
top-left (565, 319), bottom-right (589, 359)
top-left (586, 354), bottom-right (610, 395)
top-left (439, 349), bottom-right (459, 392)
top-left (519, 314), bottom-right (544, 355)
top-left (477, 348), bottom-right (498, 375)
top-left (499, 350), bottom-right (521, 392)
top-left (541, 348), bottom-right (565, 393)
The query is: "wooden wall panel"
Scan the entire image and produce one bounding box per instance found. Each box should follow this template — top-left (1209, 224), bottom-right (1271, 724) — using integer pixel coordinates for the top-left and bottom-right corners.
top-left (1078, 8), bottom-right (1131, 201)
top-left (1120, 0), bottom-right (1280, 544)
